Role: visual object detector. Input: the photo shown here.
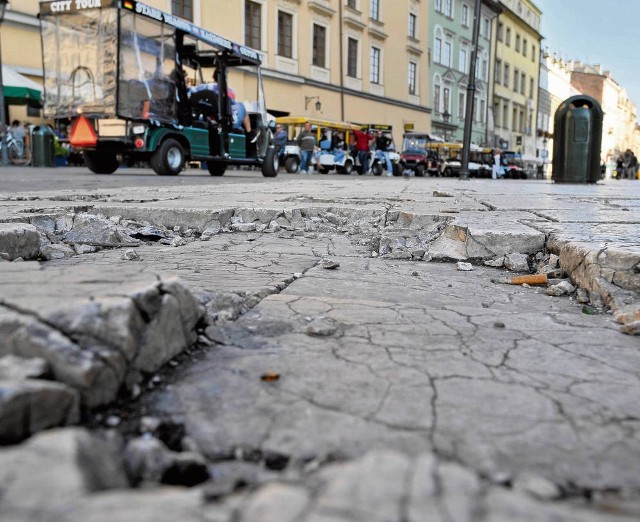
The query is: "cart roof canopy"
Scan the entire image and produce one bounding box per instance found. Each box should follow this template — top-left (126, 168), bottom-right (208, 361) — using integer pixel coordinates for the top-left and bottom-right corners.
top-left (276, 117), bottom-right (364, 132)
top-left (39, 0), bottom-right (261, 67)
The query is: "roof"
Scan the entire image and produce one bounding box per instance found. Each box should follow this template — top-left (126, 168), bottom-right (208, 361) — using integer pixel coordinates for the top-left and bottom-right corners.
top-left (276, 117), bottom-right (363, 132)
top-left (39, 0), bottom-right (261, 66)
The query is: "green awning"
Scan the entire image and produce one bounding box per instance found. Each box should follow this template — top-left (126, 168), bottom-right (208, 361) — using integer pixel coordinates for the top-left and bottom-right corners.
top-left (1, 65), bottom-right (42, 108)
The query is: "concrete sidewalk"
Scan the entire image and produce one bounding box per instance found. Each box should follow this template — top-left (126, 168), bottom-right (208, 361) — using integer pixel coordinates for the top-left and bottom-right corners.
top-left (0, 173), bottom-right (639, 521)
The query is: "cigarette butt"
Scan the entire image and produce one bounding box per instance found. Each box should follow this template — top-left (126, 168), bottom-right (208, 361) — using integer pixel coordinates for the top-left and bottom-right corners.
top-left (509, 274), bottom-right (548, 285)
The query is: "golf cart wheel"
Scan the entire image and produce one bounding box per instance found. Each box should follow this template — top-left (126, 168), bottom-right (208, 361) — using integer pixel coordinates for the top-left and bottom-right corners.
top-left (151, 138), bottom-right (184, 176)
top-left (342, 160), bottom-right (354, 174)
top-left (415, 165), bottom-right (425, 177)
top-left (261, 147), bottom-right (278, 177)
top-left (371, 162), bottom-right (383, 176)
top-left (285, 156), bottom-right (299, 173)
top-left (444, 167), bottom-right (453, 177)
top-left (393, 163), bottom-right (403, 176)
top-left (207, 162), bottom-right (226, 176)
top-left (84, 149), bottom-right (119, 174)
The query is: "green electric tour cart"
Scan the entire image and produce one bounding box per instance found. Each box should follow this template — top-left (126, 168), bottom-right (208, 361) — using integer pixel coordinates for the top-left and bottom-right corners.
top-left (39, 0), bottom-right (278, 177)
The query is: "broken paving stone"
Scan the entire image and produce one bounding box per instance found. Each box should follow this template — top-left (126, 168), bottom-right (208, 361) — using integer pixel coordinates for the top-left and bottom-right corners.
top-left (456, 261), bottom-right (474, 271)
top-left (306, 318), bottom-right (339, 336)
top-left (504, 253), bottom-right (530, 272)
top-left (576, 287), bottom-right (590, 303)
top-left (121, 249), bottom-right (141, 261)
top-left (621, 320), bottom-right (640, 335)
top-left (169, 237), bottom-right (188, 247)
top-left (412, 271), bottom-right (419, 276)
top-left (484, 256), bottom-right (505, 268)
top-left (546, 280), bottom-right (576, 297)
top-left (129, 226), bottom-right (171, 241)
top-left (513, 473), bottom-right (562, 500)
top-left (433, 190), bottom-right (454, 197)
top-left (320, 258), bottom-right (340, 269)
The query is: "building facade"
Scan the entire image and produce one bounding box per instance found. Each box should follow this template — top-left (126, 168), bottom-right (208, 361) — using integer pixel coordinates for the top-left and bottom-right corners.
top-left (570, 62), bottom-right (639, 168)
top-left (491, 0), bottom-right (541, 158)
top-left (428, 0), bottom-right (501, 145)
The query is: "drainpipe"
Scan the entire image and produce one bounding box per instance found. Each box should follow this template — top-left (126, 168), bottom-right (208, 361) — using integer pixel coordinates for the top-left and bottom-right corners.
top-left (339, 1), bottom-right (345, 121)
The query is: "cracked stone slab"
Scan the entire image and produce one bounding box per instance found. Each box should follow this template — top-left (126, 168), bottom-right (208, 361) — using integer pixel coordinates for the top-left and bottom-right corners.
top-left (0, 222), bottom-right (40, 260)
top-left (0, 262), bottom-right (204, 407)
top-left (136, 254), bottom-right (640, 496)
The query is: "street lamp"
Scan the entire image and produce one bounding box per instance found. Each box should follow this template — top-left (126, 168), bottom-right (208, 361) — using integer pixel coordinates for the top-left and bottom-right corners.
top-left (305, 96), bottom-right (322, 111)
top-left (442, 110), bottom-right (450, 141)
top-left (0, 0), bottom-right (9, 167)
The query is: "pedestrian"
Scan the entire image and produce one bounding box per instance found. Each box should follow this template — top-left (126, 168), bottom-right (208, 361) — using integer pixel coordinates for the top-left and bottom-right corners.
top-left (375, 130), bottom-right (393, 175)
top-left (615, 155), bottom-right (624, 179)
top-left (629, 152), bottom-right (638, 180)
top-left (353, 128), bottom-right (373, 174)
top-left (274, 123), bottom-right (287, 164)
top-left (10, 120), bottom-right (25, 158)
top-left (492, 149), bottom-right (501, 179)
top-left (296, 121), bottom-right (316, 174)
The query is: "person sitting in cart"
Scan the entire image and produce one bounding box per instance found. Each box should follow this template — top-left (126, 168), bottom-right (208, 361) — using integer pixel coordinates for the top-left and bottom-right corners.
top-left (331, 131), bottom-right (347, 163)
top-left (188, 82), bottom-right (257, 142)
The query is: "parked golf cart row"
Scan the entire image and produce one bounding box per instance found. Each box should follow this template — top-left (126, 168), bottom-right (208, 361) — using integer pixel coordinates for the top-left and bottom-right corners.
top-left (398, 132), bottom-right (529, 179)
top-left (275, 118), bottom-right (402, 176)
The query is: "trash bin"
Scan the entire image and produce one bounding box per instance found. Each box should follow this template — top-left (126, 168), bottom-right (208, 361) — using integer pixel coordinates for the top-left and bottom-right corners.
top-left (552, 95), bottom-right (603, 183)
top-left (31, 126), bottom-right (55, 167)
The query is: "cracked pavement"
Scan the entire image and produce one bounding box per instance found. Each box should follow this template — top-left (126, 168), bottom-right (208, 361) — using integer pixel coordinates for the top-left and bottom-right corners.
top-left (0, 169), bottom-right (639, 521)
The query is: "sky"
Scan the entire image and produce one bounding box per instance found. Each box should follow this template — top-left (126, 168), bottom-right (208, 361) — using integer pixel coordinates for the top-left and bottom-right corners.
top-left (535, 0), bottom-right (640, 117)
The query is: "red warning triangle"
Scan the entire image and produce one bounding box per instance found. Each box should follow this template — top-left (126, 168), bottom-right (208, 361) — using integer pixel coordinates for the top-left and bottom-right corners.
top-left (69, 116), bottom-right (97, 147)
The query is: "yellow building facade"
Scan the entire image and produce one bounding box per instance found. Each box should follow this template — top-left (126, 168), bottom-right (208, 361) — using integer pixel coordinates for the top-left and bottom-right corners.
top-left (3, 1), bottom-right (433, 146)
top-left (491, 0), bottom-right (541, 158)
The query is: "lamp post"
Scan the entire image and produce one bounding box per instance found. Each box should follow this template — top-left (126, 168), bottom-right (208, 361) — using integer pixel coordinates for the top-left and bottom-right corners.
top-left (0, 0), bottom-right (9, 167)
top-left (442, 110), bottom-right (451, 141)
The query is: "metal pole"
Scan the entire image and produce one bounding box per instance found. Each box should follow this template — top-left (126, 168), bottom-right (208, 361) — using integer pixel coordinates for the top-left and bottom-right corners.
top-left (0, 28), bottom-right (8, 166)
top-left (460, 0), bottom-right (483, 180)
top-left (338, 1), bottom-right (345, 121)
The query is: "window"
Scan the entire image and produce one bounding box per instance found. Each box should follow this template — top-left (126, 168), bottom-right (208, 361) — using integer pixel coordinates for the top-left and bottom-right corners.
top-left (172, 0), bottom-right (193, 21)
top-left (370, 0), bottom-right (380, 20)
top-left (520, 72), bottom-right (526, 95)
top-left (504, 63), bottom-right (510, 87)
top-left (529, 77), bottom-right (534, 99)
top-left (458, 92), bottom-right (466, 118)
top-left (459, 48), bottom-right (467, 73)
top-left (434, 83), bottom-right (441, 112)
top-left (443, 41), bottom-right (452, 67)
top-left (515, 34), bottom-right (520, 52)
top-left (435, 0), bottom-right (442, 13)
top-left (480, 99), bottom-right (486, 123)
top-left (482, 58), bottom-right (488, 81)
top-left (370, 47), bottom-right (381, 84)
top-left (278, 11), bottom-right (293, 58)
top-left (482, 17), bottom-right (490, 38)
top-left (443, 86), bottom-right (450, 112)
top-left (523, 38), bottom-right (527, 57)
top-left (409, 13), bottom-right (417, 38)
top-left (520, 110), bottom-right (525, 132)
top-left (462, 4), bottom-right (469, 27)
top-left (245, 1), bottom-right (261, 49)
top-left (444, 0), bottom-right (452, 17)
top-left (495, 59), bottom-right (502, 83)
top-left (346, 0), bottom-right (357, 9)
top-left (408, 61), bottom-right (417, 95)
top-left (474, 96), bottom-right (479, 122)
top-left (313, 24), bottom-right (326, 67)
top-left (503, 101), bottom-right (509, 128)
top-left (512, 107), bottom-right (517, 131)
top-left (513, 69), bottom-right (519, 92)
top-left (434, 37), bottom-right (442, 63)
top-left (531, 45), bottom-right (536, 62)
top-left (347, 37), bottom-right (358, 77)
top-left (506, 27), bottom-right (511, 46)
top-left (494, 101), bottom-right (501, 127)
top-left (497, 22), bottom-right (503, 41)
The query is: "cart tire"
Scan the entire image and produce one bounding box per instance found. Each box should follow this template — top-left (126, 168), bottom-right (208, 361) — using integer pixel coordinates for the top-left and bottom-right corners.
top-left (415, 165), bottom-right (425, 177)
top-left (150, 138), bottom-right (184, 176)
top-left (84, 150), bottom-right (119, 174)
top-left (285, 156), bottom-right (299, 173)
top-left (262, 147), bottom-right (278, 177)
top-left (371, 162), bottom-right (383, 176)
top-left (343, 160), bottom-right (354, 174)
top-left (207, 162), bottom-right (226, 176)
top-left (393, 163), bottom-right (403, 176)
